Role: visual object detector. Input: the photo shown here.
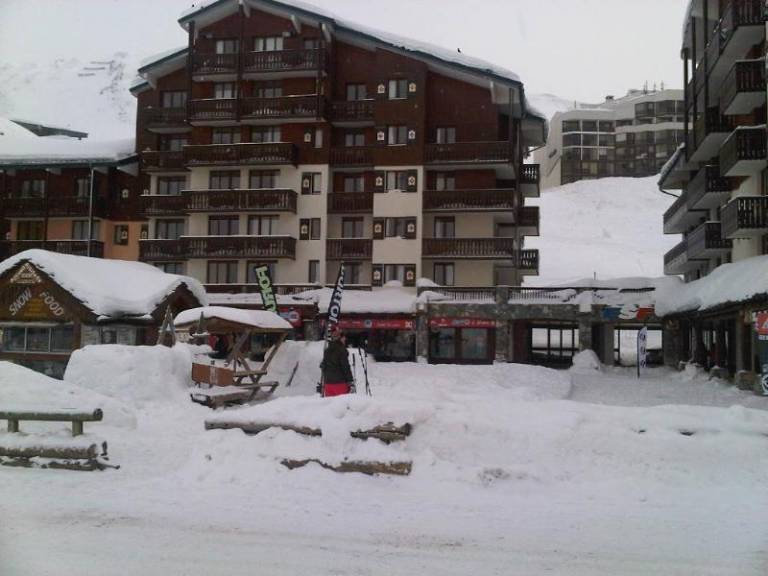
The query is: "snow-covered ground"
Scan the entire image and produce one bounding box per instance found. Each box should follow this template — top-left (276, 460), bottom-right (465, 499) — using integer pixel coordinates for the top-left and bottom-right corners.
top-left (2, 343), bottom-right (768, 575)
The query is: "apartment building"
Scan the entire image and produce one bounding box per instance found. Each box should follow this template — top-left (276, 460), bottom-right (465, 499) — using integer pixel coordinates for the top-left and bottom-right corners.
top-left (536, 89), bottom-right (684, 189)
top-left (658, 0), bottom-right (766, 376)
top-left (131, 0), bottom-right (545, 291)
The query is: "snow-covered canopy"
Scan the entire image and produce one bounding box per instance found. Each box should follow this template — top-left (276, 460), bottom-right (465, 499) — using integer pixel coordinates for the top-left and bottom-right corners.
top-left (656, 255), bottom-right (768, 317)
top-left (0, 250), bottom-right (207, 320)
top-left (175, 306), bottom-right (292, 332)
top-left (292, 284), bottom-right (418, 315)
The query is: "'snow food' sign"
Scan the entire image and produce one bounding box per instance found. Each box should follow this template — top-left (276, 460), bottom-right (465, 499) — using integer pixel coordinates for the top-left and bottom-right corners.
top-left (7, 286), bottom-right (66, 320)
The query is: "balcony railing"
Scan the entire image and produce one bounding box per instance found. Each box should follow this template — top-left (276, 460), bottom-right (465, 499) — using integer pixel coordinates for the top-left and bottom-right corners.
top-left (422, 237), bottom-right (516, 259)
top-left (687, 221), bottom-right (732, 259)
top-left (328, 100), bottom-right (375, 123)
top-left (139, 239), bottom-right (185, 261)
top-left (686, 165), bottom-right (731, 209)
top-left (722, 196), bottom-right (768, 238)
top-left (192, 52), bottom-right (238, 76)
top-left (425, 141), bottom-right (513, 164)
top-left (1, 195), bottom-right (106, 218)
top-left (185, 188), bottom-right (297, 212)
top-left (141, 194), bottom-right (187, 217)
top-left (142, 106), bottom-right (188, 127)
top-left (184, 143), bottom-right (296, 166)
top-left (240, 95), bottom-right (321, 120)
top-left (521, 164), bottom-right (540, 185)
top-left (423, 188), bottom-right (516, 211)
top-left (329, 146), bottom-right (374, 166)
top-left (664, 238), bottom-right (688, 273)
top-left (326, 238), bottom-right (373, 260)
top-left (720, 59), bottom-right (766, 115)
top-left (694, 108), bottom-right (733, 148)
top-left (520, 206), bottom-right (540, 231)
top-left (1, 240), bottom-right (104, 258)
top-left (327, 192), bottom-right (374, 213)
top-left (721, 0), bottom-right (764, 45)
top-left (141, 150), bottom-right (186, 171)
top-left (184, 236), bottom-right (296, 259)
top-left (188, 98), bottom-right (237, 122)
top-left (719, 126), bottom-right (767, 177)
top-left (243, 48), bottom-right (321, 74)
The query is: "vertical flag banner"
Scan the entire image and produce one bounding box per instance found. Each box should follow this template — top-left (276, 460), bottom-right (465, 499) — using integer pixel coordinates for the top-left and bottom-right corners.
top-left (326, 263), bottom-right (345, 340)
top-left (254, 265), bottom-right (278, 313)
top-left (637, 326), bottom-right (648, 377)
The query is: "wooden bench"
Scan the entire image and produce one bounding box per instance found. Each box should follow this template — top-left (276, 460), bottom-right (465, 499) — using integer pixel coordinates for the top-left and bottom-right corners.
top-left (190, 381), bottom-right (280, 409)
top-left (0, 408), bottom-right (103, 437)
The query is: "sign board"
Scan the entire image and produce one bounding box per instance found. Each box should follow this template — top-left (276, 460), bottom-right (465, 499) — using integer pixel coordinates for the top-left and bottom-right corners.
top-left (602, 305), bottom-right (655, 322)
top-left (756, 312), bottom-right (768, 340)
top-left (429, 318), bottom-right (496, 329)
top-left (338, 318), bottom-right (414, 331)
top-left (279, 308), bottom-right (303, 328)
top-left (5, 285), bottom-right (67, 321)
top-left (10, 263), bottom-right (42, 285)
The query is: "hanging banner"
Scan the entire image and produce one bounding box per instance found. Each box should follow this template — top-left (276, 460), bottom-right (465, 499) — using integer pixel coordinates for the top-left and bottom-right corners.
top-left (253, 265), bottom-right (278, 313)
top-left (637, 326), bottom-right (648, 377)
top-left (325, 263), bottom-right (345, 340)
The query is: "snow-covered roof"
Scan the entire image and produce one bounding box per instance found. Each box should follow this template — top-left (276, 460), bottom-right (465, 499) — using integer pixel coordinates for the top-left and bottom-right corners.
top-left (0, 250), bottom-right (207, 320)
top-left (205, 292), bottom-right (312, 307)
top-left (658, 143), bottom-right (685, 187)
top-left (138, 45), bottom-right (188, 73)
top-left (292, 284), bottom-right (418, 315)
top-left (656, 255), bottom-right (768, 317)
top-left (174, 306), bottom-right (292, 331)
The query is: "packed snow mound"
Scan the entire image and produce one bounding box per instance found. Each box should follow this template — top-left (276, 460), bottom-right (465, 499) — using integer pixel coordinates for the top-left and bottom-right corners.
top-left (527, 177), bottom-right (680, 285)
top-left (175, 306), bottom-right (292, 331)
top-left (0, 361), bottom-right (135, 428)
top-left (64, 344), bottom-right (197, 409)
top-left (571, 350), bottom-right (602, 372)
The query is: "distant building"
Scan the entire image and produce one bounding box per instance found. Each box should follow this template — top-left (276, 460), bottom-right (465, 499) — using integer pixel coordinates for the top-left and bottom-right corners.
top-left (535, 88), bottom-right (685, 189)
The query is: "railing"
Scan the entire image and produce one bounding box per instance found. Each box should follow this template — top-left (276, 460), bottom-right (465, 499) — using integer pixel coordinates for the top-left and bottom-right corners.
top-left (329, 146), bottom-right (374, 166)
top-left (521, 164), bottom-right (540, 185)
top-left (694, 108), bottom-right (733, 151)
top-left (720, 126), bottom-right (767, 176)
top-left (664, 238), bottom-right (688, 266)
top-left (142, 106), bottom-right (187, 126)
top-left (1, 240), bottom-right (104, 258)
top-left (184, 236), bottom-right (296, 259)
top-left (721, 0), bottom-right (764, 46)
top-left (141, 194), bottom-right (187, 217)
top-left (327, 192), bottom-right (374, 213)
top-left (687, 221), bottom-right (732, 258)
top-left (423, 188), bottom-right (516, 211)
top-left (188, 99), bottom-right (237, 122)
top-left (720, 59), bottom-right (765, 114)
top-left (192, 52), bottom-right (238, 75)
top-left (139, 239), bottom-right (185, 261)
top-left (1, 195), bottom-right (107, 218)
top-left (243, 48), bottom-right (321, 73)
top-left (687, 164), bottom-right (731, 208)
top-left (141, 150), bottom-right (186, 171)
top-left (425, 141), bottom-right (513, 164)
top-left (325, 238), bottom-right (373, 260)
top-left (416, 286), bottom-right (497, 302)
top-left (422, 237), bottom-right (516, 258)
top-left (520, 206), bottom-right (539, 229)
top-left (185, 188), bottom-right (297, 212)
top-left (240, 95), bottom-right (321, 120)
top-left (519, 249), bottom-right (539, 271)
top-left (722, 196), bottom-right (768, 238)
top-left (328, 100), bottom-right (375, 123)
top-left (663, 191), bottom-right (688, 226)
top-left (184, 143), bottom-right (296, 166)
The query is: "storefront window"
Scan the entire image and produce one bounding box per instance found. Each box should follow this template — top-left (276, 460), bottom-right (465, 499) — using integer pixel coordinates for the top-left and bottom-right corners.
top-left (26, 327), bottom-right (50, 352)
top-left (3, 327), bottom-right (26, 351)
top-left (51, 325), bottom-right (75, 352)
top-left (461, 329), bottom-right (488, 360)
top-left (1, 325), bottom-right (74, 354)
top-left (430, 328), bottom-right (456, 359)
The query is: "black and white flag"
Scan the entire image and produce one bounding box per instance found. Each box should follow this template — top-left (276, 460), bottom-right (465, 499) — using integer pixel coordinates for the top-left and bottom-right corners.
top-left (325, 263), bottom-right (345, 340)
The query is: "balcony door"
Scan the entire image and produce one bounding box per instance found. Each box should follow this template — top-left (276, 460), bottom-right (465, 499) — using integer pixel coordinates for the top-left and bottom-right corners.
top-left (434, 217), bottom-right (455, 238)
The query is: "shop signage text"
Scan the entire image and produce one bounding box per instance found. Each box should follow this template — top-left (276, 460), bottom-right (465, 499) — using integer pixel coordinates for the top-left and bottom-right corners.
top-left (429, 318), bottom-right (496, 329)
top-left (337, 318), bottom-right (414, 330)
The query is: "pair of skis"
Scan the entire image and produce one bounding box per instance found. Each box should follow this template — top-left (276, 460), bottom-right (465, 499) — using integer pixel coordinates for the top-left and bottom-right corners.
top-left (351, 346), bottom-right (372, 396)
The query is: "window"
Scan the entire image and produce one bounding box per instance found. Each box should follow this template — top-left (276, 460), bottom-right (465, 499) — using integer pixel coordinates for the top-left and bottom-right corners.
top-left (346, 83), bottom-right (367, 101)
top-left (212, 127), bottom-right (241, 145)
top-left (385, 218), bottom-right (407, 238)
top-left (310, 218), bottom-right (321, 240)
top-left (208, 216), bottom-right (239, 236)
top-left (157, 177), bottom-right (185, 195)
top-left (252, 126), bottom-right (281, 143)
top-left (308, 260), bottom-right (319, 283)
top-left (435, 173), bottom-right (455, 191)
top-left (20, 179), bottom-right (45, 198)
top-left (214, 82), bottom-right (236, 99)
top-left (100, 329), bottom-right (117, 345)
top-left (162, 91), bottom-right (187, 108)
top-left (581, 121), bottom-right (598, 132)
top-left (254, 36), bottom-right (284, 52)
top-left (385, 171), bottom-right (408, 191)
top-left (581, 134), bottom-right (598, 146)
top-left (207, 261), bottom-right (238, 284)
top-left (302, 172), bottom-right (322, 194)
top-left (436, 127), bottom-right (456, 144)
top-left (249, 170), bottom-right (277, 189)
top-left (303, 38), bottom-right (321, 50)
top-left (388, 79), bottom-right (408, 100)
top-left (156, 219), bottom-right (184, 240)
top-left (247, 262), bottom-right (276, 283)
top-left (248, 215), bottom-right (279, 235)
top-left (253, 81), bottom-right (282, 98)
top-left (155, 262), bottom-right (185, 274)
top-left (51, 325), bottom-right (75, 352)
top-left (346, 262), bottom-right (361, 285)
top-left (344, 130), bottom-right (365, 147)
top-left (74, 177), bottom-right (89, 198)
top-left (343, 176), bottom-right (365, 193)
top-left (72, 220), bottom-right (99, 241)
top-left (384, 264), bottom-right (406, 283)
top-left (434, 217), bottom-right (455, 238)
top-left (314, 127), bottom-right (323, 149)
top-left (209, 171), bottom-right (240, 190)
top-left (562, 120), bottom-right (580, 133)
top-left (215, 39), bottom-right (239, 54)
top-left (160, 135), bottom-right (188, 151)
top-left (387, 125), bottom-right (407, 145)
top-left (598, 121), bottom-right (614, 132)
top-left (113, 225), bottom-right (129, 246)
top-left (563, 134), bottom-right (581, 147)
top-left (434, 263), bottom-right (455, 286)
top-left (2, 325), bottom-right (74, 354)
top-left (342, 218), bottom-right (364, 238)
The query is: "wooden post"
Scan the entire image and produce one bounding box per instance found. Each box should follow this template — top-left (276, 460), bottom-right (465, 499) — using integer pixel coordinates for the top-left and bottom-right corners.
top-left (8, 419), bottom-right (19, 433)
top-left (72, 421), bottom-right (83, 437)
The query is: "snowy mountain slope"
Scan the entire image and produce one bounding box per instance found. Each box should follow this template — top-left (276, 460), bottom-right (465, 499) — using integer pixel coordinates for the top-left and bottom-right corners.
top-left (526, 176), bottom-right (680, 286)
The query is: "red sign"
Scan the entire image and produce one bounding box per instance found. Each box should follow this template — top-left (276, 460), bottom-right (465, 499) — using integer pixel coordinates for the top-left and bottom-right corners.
top-left (337, 318), bottom-right (415, 330)
top-left (757, 312), bottom-right (768, 336)
top-left (429, 318), bottom-right (496, 329)
top-left (278, 307), bottom-right (303, 328)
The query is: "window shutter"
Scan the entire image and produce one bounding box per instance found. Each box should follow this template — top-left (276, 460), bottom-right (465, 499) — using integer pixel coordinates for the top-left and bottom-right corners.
top-left (374, 171), bottom-right (386, 193)
top-left (404, 264), bottom-right (416, 287)
top-left (372, 218), bottom-right (385, 240)
top-left (406, 170), bottom-right (418, 192)
top-left (299, 218), bottom-right (310, 240)
top-left (375, 127), bottom-right (386, 146)
top-left (300, 173), bottom-right (312, 195)
top-left (404, 217), bottom-right (417, 239)
top-left (372, 264), bottom-right (383, 287)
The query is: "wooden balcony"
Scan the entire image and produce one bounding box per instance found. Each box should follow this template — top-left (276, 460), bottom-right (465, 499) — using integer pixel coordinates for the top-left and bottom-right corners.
top-left (423, 189), bottom-right (516, 212)
top-left (687, 221), bottom-right (732, 260)
top-left (184, 143), bottom-right (296, 166)
top-left (243, 48), bottom-right (323, 75)
top-left (520, 164), bottom-right (540, 198)
top-left (422, 237), bottom-right (516, 259)
top-left (690, 108), bottom-right (734, 163)
top-left (663, 191), bottom-right (705, 235)
top-left (664, 238), bottom-right (693, 275)
top-left (240, 95), bottom-right (321, 121)
top-left (327, 192), bottom-right (373, 213)
top-left (184, 235), bottom-right (296, 259)
top-left (192, 52), bottom-right (238, 77)
top-left (141, 194), bottom-right (187, 217)
top-left (188, 99), bottom-right (237, 123)
top-left (139, 239), bottom-right (185, 261)
top-left (425, 141), bottom-right (513, 164)
top-left (329, 146), bottom-right (374, 166)
top-left (141, 150), bottom-right (187, 172)
top-left (1, 195), bottom-right (107, 218)
top-left (519, 249), bottom-right (539, 273)
top-left (142, 106), bottom-right (188, 131)
top-left (686, 165), bottom-right (731, 210)
top-left (185, 188), bottom-right (297, 213)
top-left (328, 100), bottom-right (375, 125)
top-left (722, 196), bottom-right (768, 238)
top-left (519, 206), bottom-right (540, 237)
top-left (326, 238), bottom-right (373, 260)
top-left (1, 240), bottom-right (104, 259)
top-left (720, 59), bottom-right (766, 115)
top-left (719, 126), bottom-right (767, 177)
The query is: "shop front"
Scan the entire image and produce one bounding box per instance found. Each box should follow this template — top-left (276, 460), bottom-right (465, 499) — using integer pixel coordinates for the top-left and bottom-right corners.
top-left (334, 316), bottom-right (416, 362)
top-left (428, 317), bottom-right (497, 365)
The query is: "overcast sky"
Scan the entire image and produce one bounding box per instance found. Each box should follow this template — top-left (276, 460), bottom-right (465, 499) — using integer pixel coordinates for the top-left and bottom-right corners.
top-left (0, 0), bottom-right (689, 104)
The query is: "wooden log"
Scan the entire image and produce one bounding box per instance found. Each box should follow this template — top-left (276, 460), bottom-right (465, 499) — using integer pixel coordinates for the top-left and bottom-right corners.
top-left (0, 408), bottom-right (103, 423)
top-left (0, 443), bottom-right (101, 460)
top-left (350, 423), bottom-right (412, 444)
top-left (281, 458), bottom-right (412, 476)
top-left (205, 421), bottom-right (322, 436)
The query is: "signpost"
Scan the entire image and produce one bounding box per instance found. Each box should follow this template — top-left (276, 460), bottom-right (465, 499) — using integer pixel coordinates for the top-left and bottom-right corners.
top-left (637, 326), bottom-right (648, 378)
